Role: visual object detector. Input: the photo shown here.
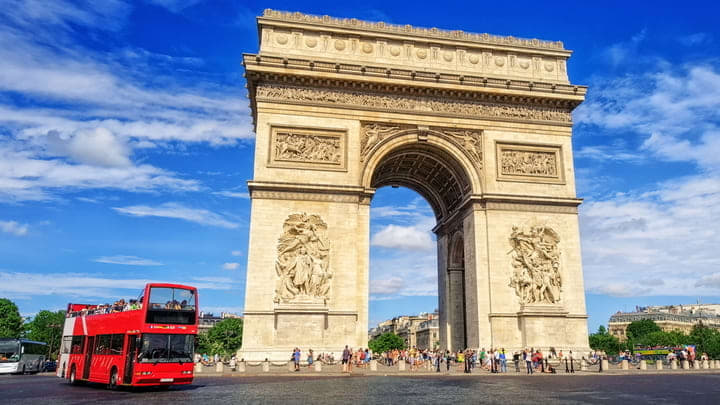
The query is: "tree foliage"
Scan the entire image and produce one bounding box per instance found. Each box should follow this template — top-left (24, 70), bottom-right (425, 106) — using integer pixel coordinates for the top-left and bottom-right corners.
top-left (589, 325), bottom-right (621, 355)
top-left (368, 332), bottom-right (405, 354)
top-left (0, 298), bottom-right (24, 338)
top-left (25, 310), bottom-right (65, 359)
top-left (626, 319), bottom-right (662, 340)
top-left (196, 318), bottom-right (243, 356)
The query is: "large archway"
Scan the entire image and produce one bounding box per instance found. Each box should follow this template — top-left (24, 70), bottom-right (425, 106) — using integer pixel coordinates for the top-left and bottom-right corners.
top-left (239, 10), bottom-right (590, 360)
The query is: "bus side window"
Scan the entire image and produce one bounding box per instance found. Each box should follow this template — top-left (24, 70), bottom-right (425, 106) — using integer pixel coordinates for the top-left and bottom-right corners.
top-left (110, 334), bottom-right (124, 355)
top-left (71, 336), bottom-right (84, 354)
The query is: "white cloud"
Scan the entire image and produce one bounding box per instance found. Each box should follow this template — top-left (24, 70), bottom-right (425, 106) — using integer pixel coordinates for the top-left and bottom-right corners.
top-left (212, 190), bottom-right (250, 199)
top-left (0, 220), bottom-right (28, 236)
top-left (678, 33), bottom-right (711, 46)
top-left (93, 255), bottom-right (164, 266)
top-left (222, 262), bottom-right (240, 270)
top-left (604, 30), bottom-right (646, 67)
top-left (368, 251), bottom-right (438, 300)
top-left (371, 223), bottom-right (435, 251)
top-left (0, 0), bottom-right (253, 201)
top-left (0, 271), bottom-right (234, 299)
top-left (113, 202), bottom-right (240, 229)
top-left (231, 250), bottom-right (242, 256)
top-left (580, 174), bottom-right (720, 297)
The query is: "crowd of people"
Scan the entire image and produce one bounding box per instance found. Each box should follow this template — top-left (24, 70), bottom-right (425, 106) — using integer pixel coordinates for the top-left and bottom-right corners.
top-left (67, 298), bottom-right (143, 317)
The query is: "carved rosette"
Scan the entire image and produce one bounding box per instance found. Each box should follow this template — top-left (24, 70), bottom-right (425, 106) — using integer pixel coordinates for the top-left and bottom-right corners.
top-left (508, 222), bottom-right (562, 305)
top-left (274, 213), bottom-right (332, 305)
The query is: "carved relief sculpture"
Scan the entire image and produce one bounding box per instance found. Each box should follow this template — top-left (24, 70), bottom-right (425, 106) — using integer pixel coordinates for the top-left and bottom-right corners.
top-left (360, 123), bottom-right (400, 160)
top-left (501, 150), bottom-right (557, 177)
top-left (274, 213), bottom-right (332, 304)
top-left (269, 126), bottom-right (347, 171)
top-left (508, 223), bottom-right (562, 305)
top-left (445, 130), bottom-right (482, 164)
top-left (257, 85), bottom-right (573, 124)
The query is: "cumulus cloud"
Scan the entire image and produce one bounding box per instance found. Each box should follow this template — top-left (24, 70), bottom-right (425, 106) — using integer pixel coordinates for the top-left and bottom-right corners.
top-left (93, 255), bottom-right (164, 266)
top-left (0, 220), bottom-right (28, 236)
top-left (113, 202), bottom-right (240, 229)
top-left (0, 1), bottom-right (253, 201)
top-left (222, 262), bottom-right (240, 270)
top-left (0, 271), bottom-right (234, 299)
top-left (371, 224), bottom-right (435, 251)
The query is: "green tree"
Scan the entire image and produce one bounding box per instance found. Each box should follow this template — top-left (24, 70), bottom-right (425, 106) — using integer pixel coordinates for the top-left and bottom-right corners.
top-left (196, 318), bottom-right (243, 356)
top-left (25, 310), bottom-right (65, 359)
top-left (368, 332), bottom-right (405, 354)
top-left (626, 319), bottom-right (662, 340)
top-left (588, 325), bottom-right (621, 355)
top-left (0, 298), bottom-right (24, 338)
top-left (689, 324), bottom-right (720, 359)
top-left (637, 330), bottom-right (690, 347)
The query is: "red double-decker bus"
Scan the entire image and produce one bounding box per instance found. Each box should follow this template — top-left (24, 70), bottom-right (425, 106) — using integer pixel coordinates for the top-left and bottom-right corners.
top-left (56, 283), bottom-right (198, 388)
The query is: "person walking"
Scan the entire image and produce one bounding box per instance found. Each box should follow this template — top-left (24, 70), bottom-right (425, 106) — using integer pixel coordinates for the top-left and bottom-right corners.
top-left (464, 349), bottom-right (471, 373)
top-left (435, 350), bottom-right (441, 372)
top-left (342, 345), bottom-right (351, 373)
top-left (445, 350), bottom-right (452, 372)
top-left (569, 350), bottom-right (575, 373)
top-left (524, 349), bottom-right (533, 374)
top-left (513, 351), bottom-right (520, 373)
top-left (293, 348), bottom-right (301, 372)
top-left (500, 349), bottom-right (507, 373)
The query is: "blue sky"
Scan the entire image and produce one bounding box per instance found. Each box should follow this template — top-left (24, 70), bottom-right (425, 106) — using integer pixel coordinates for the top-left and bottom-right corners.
top-left (1, 0), bottom-right (719, 334)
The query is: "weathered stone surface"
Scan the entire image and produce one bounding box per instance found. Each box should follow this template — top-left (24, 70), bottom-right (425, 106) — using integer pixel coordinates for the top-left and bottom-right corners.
top-left (239, 10), bottom-right (589, 361)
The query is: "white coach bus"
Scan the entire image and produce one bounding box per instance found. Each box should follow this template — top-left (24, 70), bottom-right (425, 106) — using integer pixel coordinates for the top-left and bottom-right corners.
top-left (0, 338), bottom-right (47, 374)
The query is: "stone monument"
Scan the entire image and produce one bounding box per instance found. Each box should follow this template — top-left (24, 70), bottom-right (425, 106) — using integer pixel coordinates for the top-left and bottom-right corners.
top-left (239, 9), bottom-right (590, 361)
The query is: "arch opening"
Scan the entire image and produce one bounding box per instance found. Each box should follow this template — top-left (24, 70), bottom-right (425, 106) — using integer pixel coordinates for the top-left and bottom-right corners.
top-left (368, 140), bottom-right (473, 351)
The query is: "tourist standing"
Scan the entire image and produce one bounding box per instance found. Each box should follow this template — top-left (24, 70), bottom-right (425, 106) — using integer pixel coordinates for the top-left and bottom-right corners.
top-left (342, 345), bottom-right (351, 373)
top-left (524, 349), bottom-right (533, 374)
top-left (445, 350), bottom-right (452, 372)
top-left (513, 351), bottom-right (520, 373)
top-left (500, 349), bottom-right (507, 373)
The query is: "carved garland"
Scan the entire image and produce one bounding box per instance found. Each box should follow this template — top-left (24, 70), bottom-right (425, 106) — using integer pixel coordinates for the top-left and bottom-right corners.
top-left (508, 223), bottom-right (562, 305)
top-left (274, 213), bottom-right (332, 305)
top-left (256, 84), bottom-right (573, 124)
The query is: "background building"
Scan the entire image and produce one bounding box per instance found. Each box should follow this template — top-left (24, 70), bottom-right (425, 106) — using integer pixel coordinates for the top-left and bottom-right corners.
top-left (369, 311), bottom-right (438, 348)
top-left (415, 319), bottom-right (440, 350)
top-left (608, 304), bottom-right (720, 340)
top-left (198, 312), bottom-right (243, 332)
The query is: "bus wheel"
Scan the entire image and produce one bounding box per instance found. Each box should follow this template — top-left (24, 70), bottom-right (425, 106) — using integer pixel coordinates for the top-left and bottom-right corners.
top-left (108, 368), bottom-right (118, 390)
top-left (69, 365), bottom-right (77, 385)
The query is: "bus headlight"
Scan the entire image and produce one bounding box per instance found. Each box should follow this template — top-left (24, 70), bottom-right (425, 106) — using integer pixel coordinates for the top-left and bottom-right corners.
top-left (182, 370), bottom-right (192, 374)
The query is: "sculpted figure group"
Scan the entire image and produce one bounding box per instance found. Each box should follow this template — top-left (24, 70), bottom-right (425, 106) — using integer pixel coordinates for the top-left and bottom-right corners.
top-left (275, 213), bottom-right (333, 303)
top-left (275, 132), bottom-right (342, 164)
top-left (501, 150), bottom-right (557, 177)
top-left (508, 223), bottom-right (562, 305)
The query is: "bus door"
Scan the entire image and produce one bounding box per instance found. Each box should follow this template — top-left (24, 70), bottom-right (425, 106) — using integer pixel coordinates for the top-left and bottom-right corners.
top-left (124, 335), bottom-right (138, 384)
top-left (82, 336), bottom-right (94, 380)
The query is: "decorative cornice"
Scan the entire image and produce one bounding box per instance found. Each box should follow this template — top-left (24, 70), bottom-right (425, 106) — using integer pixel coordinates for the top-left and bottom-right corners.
top-left (261, 9), bottom-right (567, 52)
top-left (244, 54), bottom-right (586, 100)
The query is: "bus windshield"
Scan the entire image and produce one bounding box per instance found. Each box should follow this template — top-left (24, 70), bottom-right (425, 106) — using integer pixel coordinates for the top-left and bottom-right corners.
top-left (138, 334), bottom-right (194, 363)
top-left (0, 341), bottom-right (20, 362)
top-left (148, 287), bottom-right (195, 311)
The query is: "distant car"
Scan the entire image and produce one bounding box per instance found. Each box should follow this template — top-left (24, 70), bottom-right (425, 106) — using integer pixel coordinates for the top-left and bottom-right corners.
top-left (42, 360), bottom-right (57, 372)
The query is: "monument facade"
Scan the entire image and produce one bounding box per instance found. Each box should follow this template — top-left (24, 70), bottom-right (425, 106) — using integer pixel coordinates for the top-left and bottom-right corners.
top-left (240, 10), bottom-right (590, 360)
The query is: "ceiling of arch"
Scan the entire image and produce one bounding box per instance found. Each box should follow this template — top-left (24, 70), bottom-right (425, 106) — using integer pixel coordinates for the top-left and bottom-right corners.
top-left (370, 146), bottom-right (471, 220)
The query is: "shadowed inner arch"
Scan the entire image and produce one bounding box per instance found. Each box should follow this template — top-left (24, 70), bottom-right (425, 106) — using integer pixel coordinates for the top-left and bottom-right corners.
top-left (370, 144), bottom-right (472, 221)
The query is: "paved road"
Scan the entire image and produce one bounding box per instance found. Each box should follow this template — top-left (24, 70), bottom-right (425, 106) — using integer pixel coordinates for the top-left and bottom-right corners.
top-left (2, 373), bottom-right (719, 404)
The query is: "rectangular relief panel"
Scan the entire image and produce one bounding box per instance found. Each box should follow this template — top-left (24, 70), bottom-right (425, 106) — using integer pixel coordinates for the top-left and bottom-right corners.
top-left (495, 142), bottom-right (565, 184)
top-left (268, 126), bottom-right (347, 171)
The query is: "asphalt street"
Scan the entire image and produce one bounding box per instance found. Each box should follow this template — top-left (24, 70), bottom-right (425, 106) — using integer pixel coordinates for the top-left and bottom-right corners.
top-left (2, 373), bottom-right (719, 404)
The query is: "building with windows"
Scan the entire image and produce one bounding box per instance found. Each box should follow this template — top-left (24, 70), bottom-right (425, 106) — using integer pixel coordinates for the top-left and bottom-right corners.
top-left (369, 312), bottom-right (438, 348)
top-left (608, 304), bottom-right (720, 341)
top-left (198, 312), bottom-right (243, 332)
top-left (415, 319), bottom-right (440, 350)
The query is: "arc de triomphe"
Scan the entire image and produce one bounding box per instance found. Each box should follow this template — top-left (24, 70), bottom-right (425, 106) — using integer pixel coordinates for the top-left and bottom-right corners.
top-left (239, 10), bottom-right (589, 361)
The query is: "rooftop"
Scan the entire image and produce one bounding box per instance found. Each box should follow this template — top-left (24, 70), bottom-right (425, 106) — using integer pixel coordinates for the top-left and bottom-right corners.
top-left (260, 9), bottom-right (566, 52)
